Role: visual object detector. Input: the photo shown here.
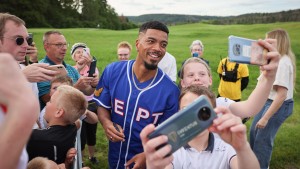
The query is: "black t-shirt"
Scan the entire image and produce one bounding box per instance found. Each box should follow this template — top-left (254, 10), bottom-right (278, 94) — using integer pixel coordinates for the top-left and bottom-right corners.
top-left (27, 124), bottom-right (77, 164)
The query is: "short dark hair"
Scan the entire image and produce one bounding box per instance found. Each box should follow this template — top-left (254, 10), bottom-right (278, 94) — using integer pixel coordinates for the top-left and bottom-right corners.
top-left (139, 21), bottom-right (169, 35)
top-left (179, 85), bottom-right (216, 108)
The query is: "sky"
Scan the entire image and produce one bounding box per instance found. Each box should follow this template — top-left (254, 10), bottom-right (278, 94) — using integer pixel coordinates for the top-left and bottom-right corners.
top-left (106, 0), bottom-right (300, 16)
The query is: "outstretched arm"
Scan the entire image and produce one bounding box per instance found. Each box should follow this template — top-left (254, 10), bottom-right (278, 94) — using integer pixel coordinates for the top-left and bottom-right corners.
top-left (230, 39), bottom-right (280, 118)
top-left (0, 54), bottom-right (39, 169)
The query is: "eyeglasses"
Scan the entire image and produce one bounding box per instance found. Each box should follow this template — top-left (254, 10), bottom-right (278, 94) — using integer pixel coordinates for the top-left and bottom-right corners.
top-left (1, 36), bottom-right (33, 46)
top-left (47, 43), bottom-right (69, 48)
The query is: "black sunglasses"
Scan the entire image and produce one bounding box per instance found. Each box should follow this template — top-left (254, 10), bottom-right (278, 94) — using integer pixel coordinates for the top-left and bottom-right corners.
top-left (1, 36), bottom-right (33, 46)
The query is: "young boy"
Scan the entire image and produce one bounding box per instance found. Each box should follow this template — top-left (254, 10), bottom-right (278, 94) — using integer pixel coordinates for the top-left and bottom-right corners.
top-left (37, 75), bottom-right (73, 129)
top-left (38, 75), bottom-right (98, 129)
top-left (141, 85), bottom-right (260, 169)
top-left (27, 85), bottom-right (87, 164)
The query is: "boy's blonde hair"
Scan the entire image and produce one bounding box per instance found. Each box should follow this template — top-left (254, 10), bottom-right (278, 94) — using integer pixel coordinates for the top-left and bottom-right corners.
top-left (55, 85), bottom-right (87, 124)
top-left (27, 157), bottom-right (54, 169)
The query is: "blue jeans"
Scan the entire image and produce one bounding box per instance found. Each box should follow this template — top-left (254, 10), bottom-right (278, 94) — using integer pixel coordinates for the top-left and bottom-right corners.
top-left (250, 99), bottom-right (294, 169)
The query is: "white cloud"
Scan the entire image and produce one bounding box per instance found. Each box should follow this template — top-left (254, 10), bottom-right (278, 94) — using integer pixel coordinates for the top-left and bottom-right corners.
top-left (107, 0), bottom-right (300, 16)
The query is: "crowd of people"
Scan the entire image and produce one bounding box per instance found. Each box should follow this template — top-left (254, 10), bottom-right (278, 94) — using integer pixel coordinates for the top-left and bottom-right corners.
top-left (0, 12), bottom-right (296, 169)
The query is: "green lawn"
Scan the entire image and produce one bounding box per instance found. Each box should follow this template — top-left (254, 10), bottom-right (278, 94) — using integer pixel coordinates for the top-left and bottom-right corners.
top-left (29, 22), bottom-right (300, 169)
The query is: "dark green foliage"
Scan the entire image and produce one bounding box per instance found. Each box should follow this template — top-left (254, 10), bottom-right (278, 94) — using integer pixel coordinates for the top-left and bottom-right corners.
top-left (0, 0), bottom-right (137, 30)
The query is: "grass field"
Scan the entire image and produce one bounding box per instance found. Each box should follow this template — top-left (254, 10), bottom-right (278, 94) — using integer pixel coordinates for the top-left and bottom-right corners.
top-left (29, 22), bottom-right (300, 169)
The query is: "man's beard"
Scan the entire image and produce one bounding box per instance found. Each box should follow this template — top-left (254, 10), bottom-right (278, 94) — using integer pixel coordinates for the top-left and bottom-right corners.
top-left (144, 61), bottom-right (157, 70)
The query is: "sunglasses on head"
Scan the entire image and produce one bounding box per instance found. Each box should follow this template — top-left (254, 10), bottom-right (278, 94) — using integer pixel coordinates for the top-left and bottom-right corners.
top-left (1, 36), bottom-right (33, 46)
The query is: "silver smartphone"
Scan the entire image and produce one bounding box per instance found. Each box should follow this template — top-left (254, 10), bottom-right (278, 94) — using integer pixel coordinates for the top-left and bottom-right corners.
top-left (228, 35), bottom-right (268, 65)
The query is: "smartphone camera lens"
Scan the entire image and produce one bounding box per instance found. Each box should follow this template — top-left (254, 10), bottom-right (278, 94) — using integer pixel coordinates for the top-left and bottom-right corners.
top-left (198, 107), bottom-right (211, 121)
top-left (233, 44), bottom-right (241, 56)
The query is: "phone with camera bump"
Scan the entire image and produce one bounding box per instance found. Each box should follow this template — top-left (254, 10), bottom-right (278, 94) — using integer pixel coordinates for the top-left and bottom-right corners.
top-left (47, 64), bottom-right (67, 76)
top-left (148, 95), bottom-right (217, 156)
top-left (228, 35), bottom-right (268, 65)
top-left (88, 57), bottom-right (97, 77)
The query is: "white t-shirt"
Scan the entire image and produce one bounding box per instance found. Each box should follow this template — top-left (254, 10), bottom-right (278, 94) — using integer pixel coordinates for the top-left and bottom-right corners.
top-left (0, 107), bottom-right (28, 169)
top-left (216, 97), bottom-right (235, 107)
top-left (268, 55), bottom-right (294, 100)
top-left (171, 133), bottom-right (236, 169)
top-left (19, 64), bottom-right (39, 97)
top-left (158, 52), bottom-right (177, 82)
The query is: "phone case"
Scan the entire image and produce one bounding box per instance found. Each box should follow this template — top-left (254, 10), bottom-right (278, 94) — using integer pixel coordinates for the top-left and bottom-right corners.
top-left (48, 64), bottom-right (67, 76)
top-left (228, 35), bottom-right (268, 65)
top-left (88, 57), bottom-right (97, 77)
top-left (148, 95), bottom-right (217, 155)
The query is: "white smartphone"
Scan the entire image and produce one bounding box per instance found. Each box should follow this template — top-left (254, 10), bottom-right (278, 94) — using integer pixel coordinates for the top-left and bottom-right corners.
top-left (83, 48), bottom-right (90, 58)
top-left (228, 35), bottom-right (268, 65)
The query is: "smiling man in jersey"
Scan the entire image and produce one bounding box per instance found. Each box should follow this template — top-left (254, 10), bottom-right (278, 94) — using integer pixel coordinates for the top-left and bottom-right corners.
top-left (94, 21), bottom-right (180, 169)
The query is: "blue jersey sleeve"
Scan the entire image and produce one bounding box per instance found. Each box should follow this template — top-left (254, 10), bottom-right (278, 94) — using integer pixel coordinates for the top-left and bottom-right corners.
top-left (93, 65), bottom-right (112, 109)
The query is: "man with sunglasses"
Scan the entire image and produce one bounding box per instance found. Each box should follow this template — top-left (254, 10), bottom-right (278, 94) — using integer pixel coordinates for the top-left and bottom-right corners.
top-left (0, 13), bottom-right (58, 84)
top-left (0, 13), bottom-right (55, 169)
top-left (37, 30), bottom-right (98, 110)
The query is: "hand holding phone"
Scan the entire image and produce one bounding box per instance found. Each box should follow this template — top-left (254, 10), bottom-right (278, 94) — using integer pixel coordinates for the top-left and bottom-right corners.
top-left (228, 35), bottom-right (268, 65)
top-left (47, 64), bottom-right (67, 76)
top-left (148, 95), bottom-right (217, 156)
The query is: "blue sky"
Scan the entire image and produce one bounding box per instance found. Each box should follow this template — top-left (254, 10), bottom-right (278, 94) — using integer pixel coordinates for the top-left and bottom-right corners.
top-left (106, 0), bottom-right (300, 16)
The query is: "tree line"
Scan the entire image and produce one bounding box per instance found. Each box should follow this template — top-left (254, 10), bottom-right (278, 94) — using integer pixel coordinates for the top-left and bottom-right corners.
top-left (128, 9), bottom-right (300, 26)
top-left (0, 0), bottom-right (137, 30)
top-left (212, 9), bottom-right (300, 25)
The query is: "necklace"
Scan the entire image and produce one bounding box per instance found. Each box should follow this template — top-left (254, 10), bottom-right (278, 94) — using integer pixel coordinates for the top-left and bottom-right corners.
top-left (131, 63), bottom-right (158, 91)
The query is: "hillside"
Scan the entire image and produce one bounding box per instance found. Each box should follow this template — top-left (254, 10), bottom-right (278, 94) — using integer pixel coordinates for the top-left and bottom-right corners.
top-left (127, 9), bottom-right (300, 25)
top-left (127, 14), bottom-right (226, 25)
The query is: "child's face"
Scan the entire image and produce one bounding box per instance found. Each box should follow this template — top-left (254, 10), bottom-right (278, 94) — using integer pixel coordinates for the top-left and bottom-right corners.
top-left (50, 82), bottom-right (68, 96)
top-left (180, 62), bottom-right (212, 88)
top-left (44, 91), bottom-right (60, 123)
top-left (118, 47), bottom-right (131, 60)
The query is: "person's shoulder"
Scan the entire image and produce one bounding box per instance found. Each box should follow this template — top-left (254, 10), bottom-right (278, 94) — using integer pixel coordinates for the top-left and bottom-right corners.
top-left (216, 97), bottom-right (235, 107)
top-left (280, 55), bottom-right (292, 64)
top-left (165, 52), bottom-right (176, 60)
